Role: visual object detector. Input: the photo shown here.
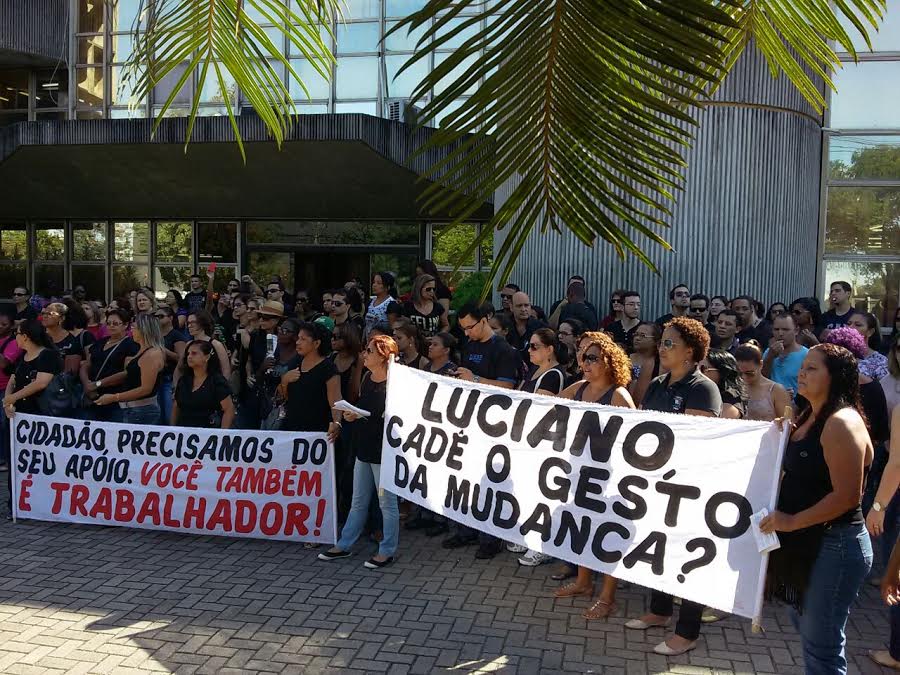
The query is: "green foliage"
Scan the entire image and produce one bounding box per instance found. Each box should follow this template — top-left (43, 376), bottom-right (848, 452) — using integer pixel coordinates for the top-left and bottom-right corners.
top-left (450, 271), bottom-right (490, 311)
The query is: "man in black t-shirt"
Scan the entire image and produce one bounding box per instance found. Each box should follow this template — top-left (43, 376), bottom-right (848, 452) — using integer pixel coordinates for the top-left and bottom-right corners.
top-left (184, 274), bottom-right (211, 315)
top-left (608, 290), bottom-right (641, 352)
top-left (655, 283), bottom-right (691, 326)
top-left (732, 295), bottom-right (772, 346)
top-left (445, 302), bottom-right (518, 559)
top-left (820, 280), bottom-right (854, 337)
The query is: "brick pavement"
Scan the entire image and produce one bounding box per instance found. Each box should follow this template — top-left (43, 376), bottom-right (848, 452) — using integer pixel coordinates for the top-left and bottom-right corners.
top-left (0, 481), bottom-right (895, 674)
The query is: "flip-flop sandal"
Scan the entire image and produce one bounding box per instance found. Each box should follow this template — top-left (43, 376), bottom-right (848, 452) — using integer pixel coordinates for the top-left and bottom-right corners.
top-left (303, 542), bottom-right (321, 549)
top-left (583, 599), bottom-right (617, 620)
top-left (554, 583), bottom-right (594, 598)
top-left (551, 568), bottom-right (577, 581)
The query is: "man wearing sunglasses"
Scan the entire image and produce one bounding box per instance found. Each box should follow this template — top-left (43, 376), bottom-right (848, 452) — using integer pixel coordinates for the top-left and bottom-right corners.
top-left (445, 301), bottom-right (518, 559)
top-left (608, 290), bottom-right (641, 352)
top-left (498, 283), bottom-right (520, 314)
top-left (11, 287), bottom-right (36, 325)
top-left (655, 283), bottom-right (691, 326)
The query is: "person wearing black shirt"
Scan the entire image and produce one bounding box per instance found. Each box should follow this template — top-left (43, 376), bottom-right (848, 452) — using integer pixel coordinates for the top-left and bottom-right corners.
top-left (12, 287), bottom-right (36, 325)
top-left (557, 281), bottom-right (599, 331)
top-left (332, 289), bottom-right (366, 335)
top-left (3, 320), bottom-right (62, 417)
top-left (701, 349), bottom-right (746, 419)
top-left (403, 274), bottom-right (448, 339)
top-left (41, 302), bottom-right (81, 375)
top-left (732, 295), bottom-right (773, 346)
top-left (626, 316), bottom-right (721, 656)
top-left (445, 302), bottom-right (518, 558)
top-left (607, 291), bottom-right (641, 352)
top-left (820, 280), bottom-right (854, 337)
top-left (173, 341), bottom-right (234, 428)
top-left (279, 322), bottom-right (342, 438)
top-left (655, 283), bottom-right (691, 326)
top-left (155, 306), bottom-right (188, 426)
top-left (80, 308), bottom-right (139, 423)
top-left (415, 260), bottom-right (453, 315)
top-left (509, 292), bottom-right (544, 371)
top-left (319, 334), bottom-right (398, 570)
top-left (184, 273), bottom-right (211, 315)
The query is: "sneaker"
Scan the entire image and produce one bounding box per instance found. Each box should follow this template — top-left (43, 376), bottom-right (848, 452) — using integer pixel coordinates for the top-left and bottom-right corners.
top-left (518, 551), bottom-right (551, 567)
top-left (475, 542), bottom-right (503, 559)
top-left (425, 522), bottom-right (449, 537)
top-left (364, 556), bottom-right (394, 569)
top-left (442, 535), bottom-right (477, 549)
top-left (506, 542), bottom-right (528, 554)
top-left (317, 549), bottom-right (351, 561)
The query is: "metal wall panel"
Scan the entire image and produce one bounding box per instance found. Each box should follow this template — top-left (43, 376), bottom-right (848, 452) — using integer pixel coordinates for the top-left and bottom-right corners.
top-left (0, 0), bottom-right (67, 66)
top-left (499, 47), bottom-right (824, 320)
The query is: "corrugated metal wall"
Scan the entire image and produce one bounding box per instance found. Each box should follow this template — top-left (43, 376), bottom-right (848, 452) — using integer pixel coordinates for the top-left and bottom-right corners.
top-left (0, 0), bottom-right (67, 65)
top-left (500, 47), bottom-right (824, 319)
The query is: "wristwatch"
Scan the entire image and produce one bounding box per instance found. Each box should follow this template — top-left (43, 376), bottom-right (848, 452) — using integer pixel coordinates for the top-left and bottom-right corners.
top-left (873, 501), bottom-right (884, 512)
top-left (95, 379), bottom-right (103, 389)
top-left (473, 375), bottom-right (481, 383)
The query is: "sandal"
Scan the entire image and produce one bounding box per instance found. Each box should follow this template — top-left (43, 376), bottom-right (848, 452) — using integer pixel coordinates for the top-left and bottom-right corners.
top-left (303, 542), bottom-right (321, 549)
top-left (582, 599), bottom-right (617, 620)
top-left (550, 564), bottom-right (577, 581)
top-left (554, 583), bottom-right (594, 598)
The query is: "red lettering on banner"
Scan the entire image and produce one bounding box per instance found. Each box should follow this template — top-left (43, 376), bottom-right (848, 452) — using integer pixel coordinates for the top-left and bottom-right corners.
top-left (183, 496), bottom-right (207, 528)
top-left (284, 503), bottom-right (310, 536)
top-left (171, 464), bottom-right (187, 489)
top-left (18, 477), bottom-right (32, 512)
top-left (157, 464), bottom-right (173, 485)
top-left (89, 487), bottom-right (112, 519)
top-left (185, 461), bottom-right (201, 490)
top-left (162, 494), bottom-right (180, 527)
top-left (114, 490), bottom-right (135, 522)
top-left (137, 492), bottom-right (161, 525)
top-left (243, 468), bottom-right (264, 493)
top-left (215, 465), bottom-right (229, 491)
top-left (234, 500), bottom-right (257, 534)
top-left (71, 484), bottom-right (90, 516)
top-left (282, 469), bottom-right (296, 496)
top-left (140, 461), bottom-right (157, 486)
top-left (259, 503), bottom-right (284, 535)
top-left (265, 470), bottom-right (281, 494)
top-left (224, 468), bottom-right (243, 493)
top-left (50, 482), bottom-right (70, 514)
top-left (206, 500), bottom-right (232, 532)
top-left (297, 471), bottom-right (322, 497)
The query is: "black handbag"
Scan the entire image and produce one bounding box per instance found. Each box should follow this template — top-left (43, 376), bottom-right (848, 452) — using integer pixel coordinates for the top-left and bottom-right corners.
top-left (38, 372), bottom-right (80, 418)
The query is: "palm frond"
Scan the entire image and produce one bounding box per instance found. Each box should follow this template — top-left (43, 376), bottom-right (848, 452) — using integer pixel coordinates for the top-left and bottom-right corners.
top-left (124, 0), bottom-right (339, 161)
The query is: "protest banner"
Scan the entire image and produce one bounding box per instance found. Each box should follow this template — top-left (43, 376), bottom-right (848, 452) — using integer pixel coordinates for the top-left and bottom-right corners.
top-left (10, 414), bottom-right (337, 544)
top-left (380, 364), bottom-right (786, 619)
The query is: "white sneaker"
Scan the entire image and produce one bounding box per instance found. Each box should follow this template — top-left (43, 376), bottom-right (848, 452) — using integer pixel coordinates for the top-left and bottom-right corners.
top-left (506, 542), bottom-right (528, 554)
top-left (518, 550), bottom-right (551, 566)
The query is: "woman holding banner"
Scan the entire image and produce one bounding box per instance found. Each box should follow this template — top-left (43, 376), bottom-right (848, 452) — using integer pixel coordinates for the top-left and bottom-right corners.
top-left (280, 322), bottom-right (342, 442)
top-left (625, 316), bottom-right (722, 656)
top-left (319, 334), bottom-right (399, 569)
top-left (94, 314), bottom-right (165, 425)
top-left (3, 320), bottom-right (62, 418)
top-left (549, 331), bottom-right (635, 618)
top-left (172, 340), bottom-right (234, 428)
top-left (761, 343), bottom-right (873, 674)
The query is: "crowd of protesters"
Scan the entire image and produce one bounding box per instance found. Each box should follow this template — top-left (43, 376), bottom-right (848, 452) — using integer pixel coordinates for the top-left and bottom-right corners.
top-left (2, 268), bottom-right (900, 673)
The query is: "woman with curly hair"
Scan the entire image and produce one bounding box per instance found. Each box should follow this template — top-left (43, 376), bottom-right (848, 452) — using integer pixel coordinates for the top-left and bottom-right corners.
top-left (761, 343), bottom-right (873, 673)
top-left (626, 317), bottom-right (722, 656)
top-left (551, 331), bottom-right (635, 619)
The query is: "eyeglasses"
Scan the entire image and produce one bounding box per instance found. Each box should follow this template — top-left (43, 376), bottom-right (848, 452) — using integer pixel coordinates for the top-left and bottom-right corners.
top-left (582, 353), bottom-right (601, 364)
top-left (660, 338), bottom-right (678, 349)
top-left (260, 315), bottom-right (278, 321)
top-left (423, 287), bottom-right (436, 294)
top-left (674, 291), bottom-right (690, 298)
top-left (277, 327), bottom-right (295, 335)
top-left (527, 343), bottom-right (542, 351)
top-left (331, 300), bottom-right (346, 308)
top-left (266, 288), bottom-right (280, 294)
top-left (611, 298), bottom-right (623, 305)
top-left (689, 306), bottom-right (706, 313)
top-left (500, 294), bottom-right (513, 300)
top-left (12, 292), bottom-right (25, 297)
top-left (558, 331), bottom-right (573, 337)
top-left (153, 313), bottom-right (167, 319)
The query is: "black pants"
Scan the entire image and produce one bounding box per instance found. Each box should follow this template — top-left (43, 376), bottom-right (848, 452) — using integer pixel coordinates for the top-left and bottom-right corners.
top-left (650, 590), bottom-right (703, 641)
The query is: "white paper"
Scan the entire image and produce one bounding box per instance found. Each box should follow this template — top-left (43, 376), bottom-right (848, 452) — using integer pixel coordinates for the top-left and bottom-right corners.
top-left (750, 508), bottom-right (781, 554)
top-left (334, 399), bottom-right (371, 418)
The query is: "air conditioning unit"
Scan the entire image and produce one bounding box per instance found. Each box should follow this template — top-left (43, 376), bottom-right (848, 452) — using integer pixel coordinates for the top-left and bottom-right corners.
top-left (385, 97), bottom-right (430, 125)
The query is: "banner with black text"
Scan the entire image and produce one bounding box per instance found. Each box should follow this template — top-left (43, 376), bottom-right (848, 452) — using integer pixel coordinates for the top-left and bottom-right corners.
top-left (380, 364), bottom-right (785, 619)
top-left (11, 414), bottom-right (337, 544)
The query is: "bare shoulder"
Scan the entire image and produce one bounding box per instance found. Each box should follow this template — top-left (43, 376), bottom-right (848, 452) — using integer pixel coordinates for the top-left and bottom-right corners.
top-left (612, 386), bottom-right (636, 409)
top-left (822, 407), bottom-right (869, 444)
top-left (560, 381), bottom-right (583, 400)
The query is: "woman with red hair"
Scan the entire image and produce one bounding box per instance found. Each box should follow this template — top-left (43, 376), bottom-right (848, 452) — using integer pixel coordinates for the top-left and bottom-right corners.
top-left (319, 335), bottom-right (400, 570)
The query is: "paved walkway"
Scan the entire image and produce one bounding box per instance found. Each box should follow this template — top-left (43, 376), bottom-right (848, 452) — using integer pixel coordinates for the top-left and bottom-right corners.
top-left (0, 483), bottom-right (895, 674)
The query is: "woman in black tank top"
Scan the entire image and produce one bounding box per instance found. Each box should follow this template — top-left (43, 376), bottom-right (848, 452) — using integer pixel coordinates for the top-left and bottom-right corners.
top-left (552, 332), bottom-right (636, 620)
top-left (95, 314), bottom-right (166, 425)
top-left (760, 344), bottom-right (873, 673)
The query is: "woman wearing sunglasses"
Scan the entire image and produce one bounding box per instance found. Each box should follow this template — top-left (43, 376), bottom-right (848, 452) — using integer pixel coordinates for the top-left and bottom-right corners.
top-left (550, 331), bottom-right (635, 619)
top-left (626, 316), bottom-right (722, 656)
top-left (789, 297), bottom-right (822, 349)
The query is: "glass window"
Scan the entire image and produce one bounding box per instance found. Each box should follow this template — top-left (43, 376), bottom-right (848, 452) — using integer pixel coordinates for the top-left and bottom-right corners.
top-left (836, 0), bottom-right (900, 53)
top-left (77, 36), bottom-right (105, 65)
top-left (434, 53), bottom-right (479, 96)
top-left (35, 226), bottom-right (65, 261)
top-left (288, 24), bottom-right (333, 54)
top-left (113, 264), bottom-right (149, 297)
top-left (109, 106), bottom-right (147, 119)
top-left (34, 264), bottom-right (66, 297)
top-left (432, 222), bottom-right (476, 268)
top-left (246, 221), bottom-right (419, 246)
top-left (35, 70), bottom-right (69, 109)
top-left (111, 65), bottom-right (145, 106)
top-left (335, 100), bottom-right (377, 114)
top-left (200, 265), bottom-right (239, 292)
top-left (343, 0), bottom-right (381, 19)
top-left (385, 21), bottom-right (427, 51)
top-left (0, 70), bottom-right (30, 110)
top-left (198, 222), bottom-right (238, 263)
top-left (335, 56), bottom-right (379, 98)
top-left (336, 22), bottom-right (381, 53)
top-left (297, 103), bottom-right (329, 113)
top-left (113, 221), bottom-right (149, 261)
top-left (825, 186), bottom-right (900, 255)
top-left (831, 61), bottom-right (900, 129)
top-left (823, 260), bottom-right (899, 329)
top-left (110, 33), bottom-right (134, 63)
top-left (435, 17), bottom-right (480, 49)
top-left (370, 253), bottom-right (417, 294)
top-left (76, 110), bottom-right (103, 119)
top-left (248, 251), bottom-right (294, 288)
top-left (480, 225), bottom-right (493, 267)
top-left (109, 0), bottom-right (143, 31)
top-left (156, 221), bottom-right (193, 263)
top-left (385, 0), bottom-right (426, 17)
top-left (289, 59), bottom-right (331, 100)
top-left (71, 264), bottom-right (107, 302)
top-left (248, 25), bottom-right (286, 54)
top-left (0, 264), bottom-right (27, 296)
top-left (153, 62), bottom-right (192, 105)
top-left (385, 54), bottom-right (428, 98)
top-left (0, 224), bottom-right (27, 260)
top-left (154, 266), bottom-right (193, 294)
top-left (78, 0), bottom-right (106, 33)
top-left (73, 222), bottom-right (108, 260)
top-left (829, 135), bottom-right (900, 180)
top-left (199, 66), bottom-right (237, 104)
top-left (76, 67), bottom-right (105, 108)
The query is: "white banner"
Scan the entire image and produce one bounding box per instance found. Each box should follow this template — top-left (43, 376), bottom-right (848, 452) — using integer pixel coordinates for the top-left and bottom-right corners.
top-left (10, 414), bottom-right (337, 544)
top-left (380, 364), bottom-right (786, 619)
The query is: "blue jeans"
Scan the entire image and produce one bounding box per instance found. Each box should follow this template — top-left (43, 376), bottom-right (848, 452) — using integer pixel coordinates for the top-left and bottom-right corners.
top-left (336, 460), bottom-right (399, 557)
top-left (122, 403), bottom-right (161, 426)
top-left (793, 522), bottom-right (872, 674)
top-left (157, 377), bottom-right (173, 426)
